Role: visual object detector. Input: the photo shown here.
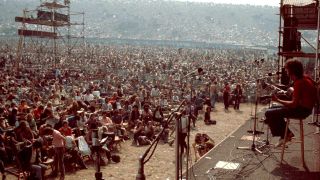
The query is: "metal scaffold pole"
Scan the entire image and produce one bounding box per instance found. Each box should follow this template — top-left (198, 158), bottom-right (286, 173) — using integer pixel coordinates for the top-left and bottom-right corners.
top-left (313, 0), bottom-right (320, 133)
top-left (15, 0), bottom-right (85, 70)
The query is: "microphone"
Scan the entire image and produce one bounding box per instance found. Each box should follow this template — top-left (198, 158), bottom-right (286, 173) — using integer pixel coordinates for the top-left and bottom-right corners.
top-left (267, 72), bottom-right (282, 76)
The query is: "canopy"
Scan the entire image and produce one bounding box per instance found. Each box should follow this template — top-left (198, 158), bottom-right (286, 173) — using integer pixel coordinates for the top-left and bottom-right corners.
top-left (283, 0), bottom-right (316, 6)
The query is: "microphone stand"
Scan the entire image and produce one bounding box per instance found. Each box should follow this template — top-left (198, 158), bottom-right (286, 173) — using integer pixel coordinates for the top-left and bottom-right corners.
top-left (257, 98), bottom-right (273, 151)
top-left (175, 112), bottom-right (183, 180)
top-left (237, 78), bottom-right (264, 153)
top-left (308, 103), bottom-right (320, 129)
top-left (136, 101), bottom-right (185, 180)
top-left (92, 129), bottom-right (112, 180)
top-left (247, 79), bottom-right (264, 136)
top-left (93, 145), bottom-right (103, 180)
top-left (181, 71), bottom-right (201, 180)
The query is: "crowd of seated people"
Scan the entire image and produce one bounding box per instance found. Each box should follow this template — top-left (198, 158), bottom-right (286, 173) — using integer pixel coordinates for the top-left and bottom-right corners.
top-left (0, 76), bottom-right (181, 179)
top-left (0, 42), bottom-right (279, 179)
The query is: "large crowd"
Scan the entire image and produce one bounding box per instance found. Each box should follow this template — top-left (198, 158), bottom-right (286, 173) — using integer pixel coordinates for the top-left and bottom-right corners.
top-left (0, 42), bottom-right (277, 180)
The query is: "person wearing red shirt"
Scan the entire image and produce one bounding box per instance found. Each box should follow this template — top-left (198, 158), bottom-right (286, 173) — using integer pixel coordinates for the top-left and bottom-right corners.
top-left (43, 127), bottom-right (66, 179)
top-left (265, 59), bottom-right (316, 147)
top-left (59, 120), bottom-right (72, 136)
top-left (33, 105), bottom-right (44, 121)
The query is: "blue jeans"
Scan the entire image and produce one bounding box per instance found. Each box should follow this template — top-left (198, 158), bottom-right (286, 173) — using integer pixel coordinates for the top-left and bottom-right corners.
top-left (265, 106), bottom-right (312, 138)
top-left (234, 96), bottom-right (241, 110)
top-left (53, 147), bottom-right (65, 177)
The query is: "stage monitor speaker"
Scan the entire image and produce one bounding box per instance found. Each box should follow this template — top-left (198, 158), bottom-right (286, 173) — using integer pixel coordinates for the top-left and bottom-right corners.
top-left (283, 17), bottom-right (298, 52)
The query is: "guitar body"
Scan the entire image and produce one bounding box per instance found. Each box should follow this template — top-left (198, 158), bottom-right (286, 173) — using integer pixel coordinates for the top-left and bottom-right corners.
top-left (260, 82), bottom-right (294, 102)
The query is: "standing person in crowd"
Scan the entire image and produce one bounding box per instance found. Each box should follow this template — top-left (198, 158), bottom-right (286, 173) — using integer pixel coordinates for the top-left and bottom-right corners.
top-left (264, 59), bottom-right (316, 147)
top-left (43, 127), bottom-right (66, 180)
top-left (233, 84), bottom-right (243, 110)
top-left (179, 110), bottom-right (189, 156)
top-left (223, 82), bottom-right (231, 110)
top-left (204, 106), bottom-right (216, 125)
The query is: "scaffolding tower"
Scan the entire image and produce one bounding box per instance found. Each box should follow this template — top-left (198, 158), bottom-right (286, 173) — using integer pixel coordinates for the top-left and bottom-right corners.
top-left (15, 0), bottom-right (85, 69)
top-left (278, 0), bottom-right (319, 76)
top-left (278, 0), bottom-right (320, 129)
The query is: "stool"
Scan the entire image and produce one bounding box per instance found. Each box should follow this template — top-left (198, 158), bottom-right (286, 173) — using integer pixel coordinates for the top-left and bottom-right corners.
top-left (280, 118), bottom-right (305, 166)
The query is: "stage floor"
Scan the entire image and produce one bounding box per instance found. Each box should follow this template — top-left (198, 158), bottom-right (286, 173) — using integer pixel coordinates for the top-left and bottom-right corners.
top-left (185, 116), bottom-right (320, 180)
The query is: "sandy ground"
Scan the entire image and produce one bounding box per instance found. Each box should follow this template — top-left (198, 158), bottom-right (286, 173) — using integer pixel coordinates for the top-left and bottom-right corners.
top-left (7, 102), bottom-right (267, 180)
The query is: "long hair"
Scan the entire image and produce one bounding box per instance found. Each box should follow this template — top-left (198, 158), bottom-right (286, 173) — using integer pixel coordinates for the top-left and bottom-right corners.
top-left (285, 59), bottom-right (304, 79)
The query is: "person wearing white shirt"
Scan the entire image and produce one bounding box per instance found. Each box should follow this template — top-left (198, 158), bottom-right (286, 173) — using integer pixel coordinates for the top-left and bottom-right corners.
top-left (74, 91), bottom-right (82, 101)
top-left (92, 90), bottom-right (100, 98)
top-left (83, 91), bottom-right (94, 102)
top-left (101, 98), bottom-right (113, 111)
top-left (150, 86), bottom-right (160, 98)
top-left (76, 110), bottom-right (87, 130)
top-left (151, 85), bottom-right (160, 105)
top-left (65, 136), bottom-right (87, 169)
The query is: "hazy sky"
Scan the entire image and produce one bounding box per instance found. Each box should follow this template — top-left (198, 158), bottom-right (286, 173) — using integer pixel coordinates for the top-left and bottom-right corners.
top-left (176, 0), bottom-right (280, 6)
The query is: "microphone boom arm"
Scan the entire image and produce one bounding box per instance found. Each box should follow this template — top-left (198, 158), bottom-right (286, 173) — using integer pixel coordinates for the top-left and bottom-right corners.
top-left (136, 100), bottom-right (186, 180)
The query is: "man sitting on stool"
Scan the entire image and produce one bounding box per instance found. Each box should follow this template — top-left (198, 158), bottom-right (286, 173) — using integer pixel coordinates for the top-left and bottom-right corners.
top-left (264, 59), bottom-right (316, 147)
